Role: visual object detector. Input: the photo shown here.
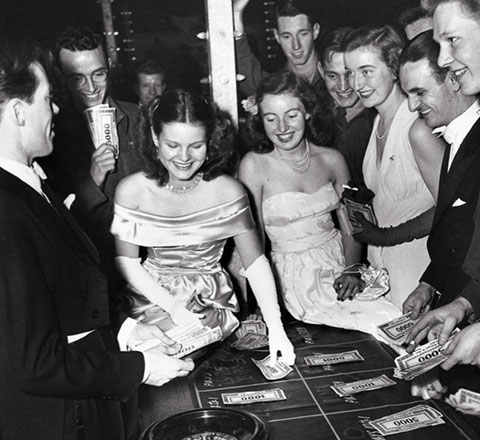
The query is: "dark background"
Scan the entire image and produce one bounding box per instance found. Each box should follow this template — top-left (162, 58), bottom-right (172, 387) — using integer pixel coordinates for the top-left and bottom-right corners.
top-left (0, 0), bottom-right (419, 100)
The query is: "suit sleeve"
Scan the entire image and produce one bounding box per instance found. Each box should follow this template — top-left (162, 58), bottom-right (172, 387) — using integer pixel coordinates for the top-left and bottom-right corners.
top-left (0, 219), bottom-right (144, 401)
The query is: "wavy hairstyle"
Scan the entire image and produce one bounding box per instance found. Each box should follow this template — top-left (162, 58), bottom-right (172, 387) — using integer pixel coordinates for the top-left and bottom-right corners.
top-left (243, 71), bottom-right (334, 153)
top-left (343, 24), bottom-right (406, 79)
top-left (138, 89), bottom-right (237, 185)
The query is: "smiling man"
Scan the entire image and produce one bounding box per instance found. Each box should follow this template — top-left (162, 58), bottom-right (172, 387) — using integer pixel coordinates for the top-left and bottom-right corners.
top-left (400, 28), bottom-right (480, 321)
top-left (40, 26), bottom-right (144, 301)
top-left (318, 27), bottom-right (375, 189)
top-left (233, 0), bottom-right (331, 109)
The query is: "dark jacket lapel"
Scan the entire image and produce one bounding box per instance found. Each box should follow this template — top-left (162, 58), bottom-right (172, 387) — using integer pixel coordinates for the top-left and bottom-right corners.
top-left (0, 168), bottom-right (99, 265)
top-left (432, 119), bottom-right (480, 230)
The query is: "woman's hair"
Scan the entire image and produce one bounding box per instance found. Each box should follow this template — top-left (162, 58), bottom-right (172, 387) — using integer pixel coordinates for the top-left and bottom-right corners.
top-left (138, 89), bottom-right (237, 185)
top-left (243, 71), bottom-right (335, 153)
top-left (343, 24), bottom-right (406, 78)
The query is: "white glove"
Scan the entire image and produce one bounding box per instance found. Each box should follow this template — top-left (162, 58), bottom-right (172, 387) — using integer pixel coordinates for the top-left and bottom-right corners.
top-left (245, 255), bottom-right (295, 366)
top-left (115, 256), bottom-right (203, 326)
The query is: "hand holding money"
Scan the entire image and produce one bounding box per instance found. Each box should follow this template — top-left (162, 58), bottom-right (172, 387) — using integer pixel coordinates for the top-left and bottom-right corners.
top-left (446, 388), bottom-right (480, 416)
top-left (440, 322), bottom-right (480, 370)
top-left (90, 144), bottom-right (116, 187)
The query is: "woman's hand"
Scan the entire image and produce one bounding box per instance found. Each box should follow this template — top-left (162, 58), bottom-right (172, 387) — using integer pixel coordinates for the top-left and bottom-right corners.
top-left (334, 273), bottom-right (364, 301)
top-left (267, 324), bottom-right (296, 366)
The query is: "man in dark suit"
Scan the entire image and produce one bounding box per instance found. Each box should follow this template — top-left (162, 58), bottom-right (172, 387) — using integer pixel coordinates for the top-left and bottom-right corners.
top-left (402, 30), bottom-right (480, 318)
top-left (0, 40), bottom-right (194, 440)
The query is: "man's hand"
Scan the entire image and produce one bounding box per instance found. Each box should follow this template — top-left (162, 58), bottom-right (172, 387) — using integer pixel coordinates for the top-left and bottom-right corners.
top-left (333, 273), bottom-right (364, 301)
top-left (233, 0), bottom-right (250, 34)
top-left (410, 369), bottom-right (447, 400)
top-left (128, 322), bottom-right (180, 356)
top-left (404, 297), bottom-right (472, 352)
top-left (440, 322), bottom-right (480, 371)
top-left (90, 143), bottom-right (116, 187)
top-left (145, 349), bottom-right (195, 387)
top-left (402, 282), bottom-right (435, 320)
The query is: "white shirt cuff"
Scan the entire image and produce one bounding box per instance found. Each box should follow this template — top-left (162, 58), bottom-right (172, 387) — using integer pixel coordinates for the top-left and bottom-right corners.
top-left (142, 352), bottom-right (151, 383)
top-left (117, 317), bottom-right (138, 351)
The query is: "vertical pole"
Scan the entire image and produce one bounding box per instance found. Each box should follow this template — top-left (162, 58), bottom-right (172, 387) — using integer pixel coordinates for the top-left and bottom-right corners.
top-left (204, 0), bottom-right (238, 127)
top-left (99, 0), bottom-right (119, 68)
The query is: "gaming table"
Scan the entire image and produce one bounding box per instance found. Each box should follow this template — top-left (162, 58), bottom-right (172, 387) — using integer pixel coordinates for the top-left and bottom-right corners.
top-left (139, 323), bottom-right (480, 439)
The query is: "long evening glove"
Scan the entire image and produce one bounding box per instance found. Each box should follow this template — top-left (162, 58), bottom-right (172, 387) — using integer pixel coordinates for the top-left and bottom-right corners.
top-left (115, 256), bottom-right (203, 325)
top-left (245, 255), bottom-right (296, 366)
top-left (353, 208), bottom-right (434, 247)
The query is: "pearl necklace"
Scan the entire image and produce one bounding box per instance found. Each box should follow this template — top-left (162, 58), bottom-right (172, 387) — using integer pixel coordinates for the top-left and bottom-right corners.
top-left (165, 173), bottom-right (203, 193)
top-left (275, 140), bottom-right (311, 174)
top-left (376, 118), bottom-right (393, 140)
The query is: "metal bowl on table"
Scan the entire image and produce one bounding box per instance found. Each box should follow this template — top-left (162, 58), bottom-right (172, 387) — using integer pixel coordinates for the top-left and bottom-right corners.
top-left (141, 407), bottom-right (270, 440)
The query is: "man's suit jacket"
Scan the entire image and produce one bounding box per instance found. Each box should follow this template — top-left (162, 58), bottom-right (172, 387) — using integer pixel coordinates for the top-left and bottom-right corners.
top-left (421, 118), bottom-right (480, 306)
top-left (0, 167), bottom-right (144, 440)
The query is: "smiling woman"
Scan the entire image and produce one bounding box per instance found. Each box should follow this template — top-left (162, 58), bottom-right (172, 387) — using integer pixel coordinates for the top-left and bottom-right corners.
top-left (110, 88), bottom-right (295, 365)
top-left (343, 25), bottom-right (445, 309)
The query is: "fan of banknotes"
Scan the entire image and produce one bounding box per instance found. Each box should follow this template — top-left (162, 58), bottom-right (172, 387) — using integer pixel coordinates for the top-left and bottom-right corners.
top-left (369, 404), bottom-right (445, 436)
top-left (393, 330), bottom-right (459, 380)
top-left (84, 104), bottom-right (119, 158)
top-left (445, 388), bottom-right (480, 416)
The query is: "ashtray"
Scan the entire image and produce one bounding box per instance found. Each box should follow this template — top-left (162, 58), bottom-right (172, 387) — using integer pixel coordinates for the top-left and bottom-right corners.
top-left (142, 408), bottom-right (270, 440)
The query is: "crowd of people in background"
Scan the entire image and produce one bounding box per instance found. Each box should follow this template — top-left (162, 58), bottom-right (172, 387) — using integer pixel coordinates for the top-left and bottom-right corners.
top-left (2, 0), bottom-right (480, 438)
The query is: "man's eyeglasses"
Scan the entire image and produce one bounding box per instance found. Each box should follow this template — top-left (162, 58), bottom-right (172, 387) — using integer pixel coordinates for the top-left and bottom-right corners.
top-left (66, 68), bottom-right (108, 89)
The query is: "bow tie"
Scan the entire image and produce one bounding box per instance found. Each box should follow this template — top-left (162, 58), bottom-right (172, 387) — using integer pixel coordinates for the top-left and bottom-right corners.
top-left (432, 126), bottom-right (454, 145)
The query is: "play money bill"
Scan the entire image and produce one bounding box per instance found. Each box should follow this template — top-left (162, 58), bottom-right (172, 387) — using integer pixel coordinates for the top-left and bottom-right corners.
top-left (304, 350), bottom-right (364, 366)
top-left (171, 326), bottom-right (222, 358)
top-left (330, 374), bottom-right (396, 397)
top-left (235, 319), bottom-right (267, 338)
top-left (231, 333), bottom-right (269, 350)
top-left (377, 313), bottom-right (416, 345)
top-left (252, 355), bottom-right (293, 380)
top-left (221, 388), bottom-right (286, 405)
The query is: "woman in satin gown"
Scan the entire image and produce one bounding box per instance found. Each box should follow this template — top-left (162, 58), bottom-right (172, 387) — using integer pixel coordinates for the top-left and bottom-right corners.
top-left (239, 71), bottom-right (401, 337)
top-left (111, 89), bottom-right (294, 364)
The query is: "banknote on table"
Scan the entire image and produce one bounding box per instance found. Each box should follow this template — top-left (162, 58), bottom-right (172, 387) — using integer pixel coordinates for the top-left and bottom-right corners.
top-left (252, 355), bottom-right (293, 380)
top-left (377, 313), bottom-right (417, 345)
top-left (393, 330), bottom-right (459, 380)
top-left (330, 374), bottom-right (396, 397)
top-left (445, 388), bottom-right (480, 416)
top-left (304, 349), bottom-right (364, 367)
top-left (230, 332), bottom-right (269, 350)
top-left (235, 319), bottom-right (267, 338)
top-left (369, 404), bottom-right (445, 436)
top-left (83, 104), bottom-right (120, 157)
top-left (221, 388), bottom-right (286, 405)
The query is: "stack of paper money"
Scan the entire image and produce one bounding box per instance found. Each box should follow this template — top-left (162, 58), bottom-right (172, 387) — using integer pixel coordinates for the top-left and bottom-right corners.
top-left (304, 349), bottom-right (364, 367)
top-left (252, 355), bottom-right (293, 380)
top-left (330, 374), bottom-right (396, 397)
top-left (377, 313), bottom-right (417, 346)
top-left (231, 319), bottom-right (269, 350)
top-left (393, 331), bottom-right (458, 380)
top-left (445, 388), bottom-right (480, 416)
top-left (165, 320), bottom-right (222, 358)
top-left (83, 104), bottom-right (119, 157)
top-left (369, 405), bottom-right (445, 436)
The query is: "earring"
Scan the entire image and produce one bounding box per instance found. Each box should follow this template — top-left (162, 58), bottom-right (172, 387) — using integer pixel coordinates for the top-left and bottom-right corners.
top-left (305, 114), bottom-right (311, 120)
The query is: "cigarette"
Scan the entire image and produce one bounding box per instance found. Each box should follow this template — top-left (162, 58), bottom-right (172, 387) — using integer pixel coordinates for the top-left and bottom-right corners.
top-left (342, 184), bottom-right (359, 191)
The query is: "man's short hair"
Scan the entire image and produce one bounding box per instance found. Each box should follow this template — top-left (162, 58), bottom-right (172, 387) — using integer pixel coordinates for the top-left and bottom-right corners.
top-left (134, 59), bottom-right (165, 79)
top-left (53, 26), bottom-right (104, 66)
top-left (319, 26), bottom-right (353, 67)
top-left (399, 6), bottom-right (432, 28)
top-left (274, 0), bottom-right (315, 28)
top-left (400, 30), bottom-right (449, 84)
top-left (426, 0), bottom-right (480, 19)
top-left (0, 39), bottom-right (50, 116)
